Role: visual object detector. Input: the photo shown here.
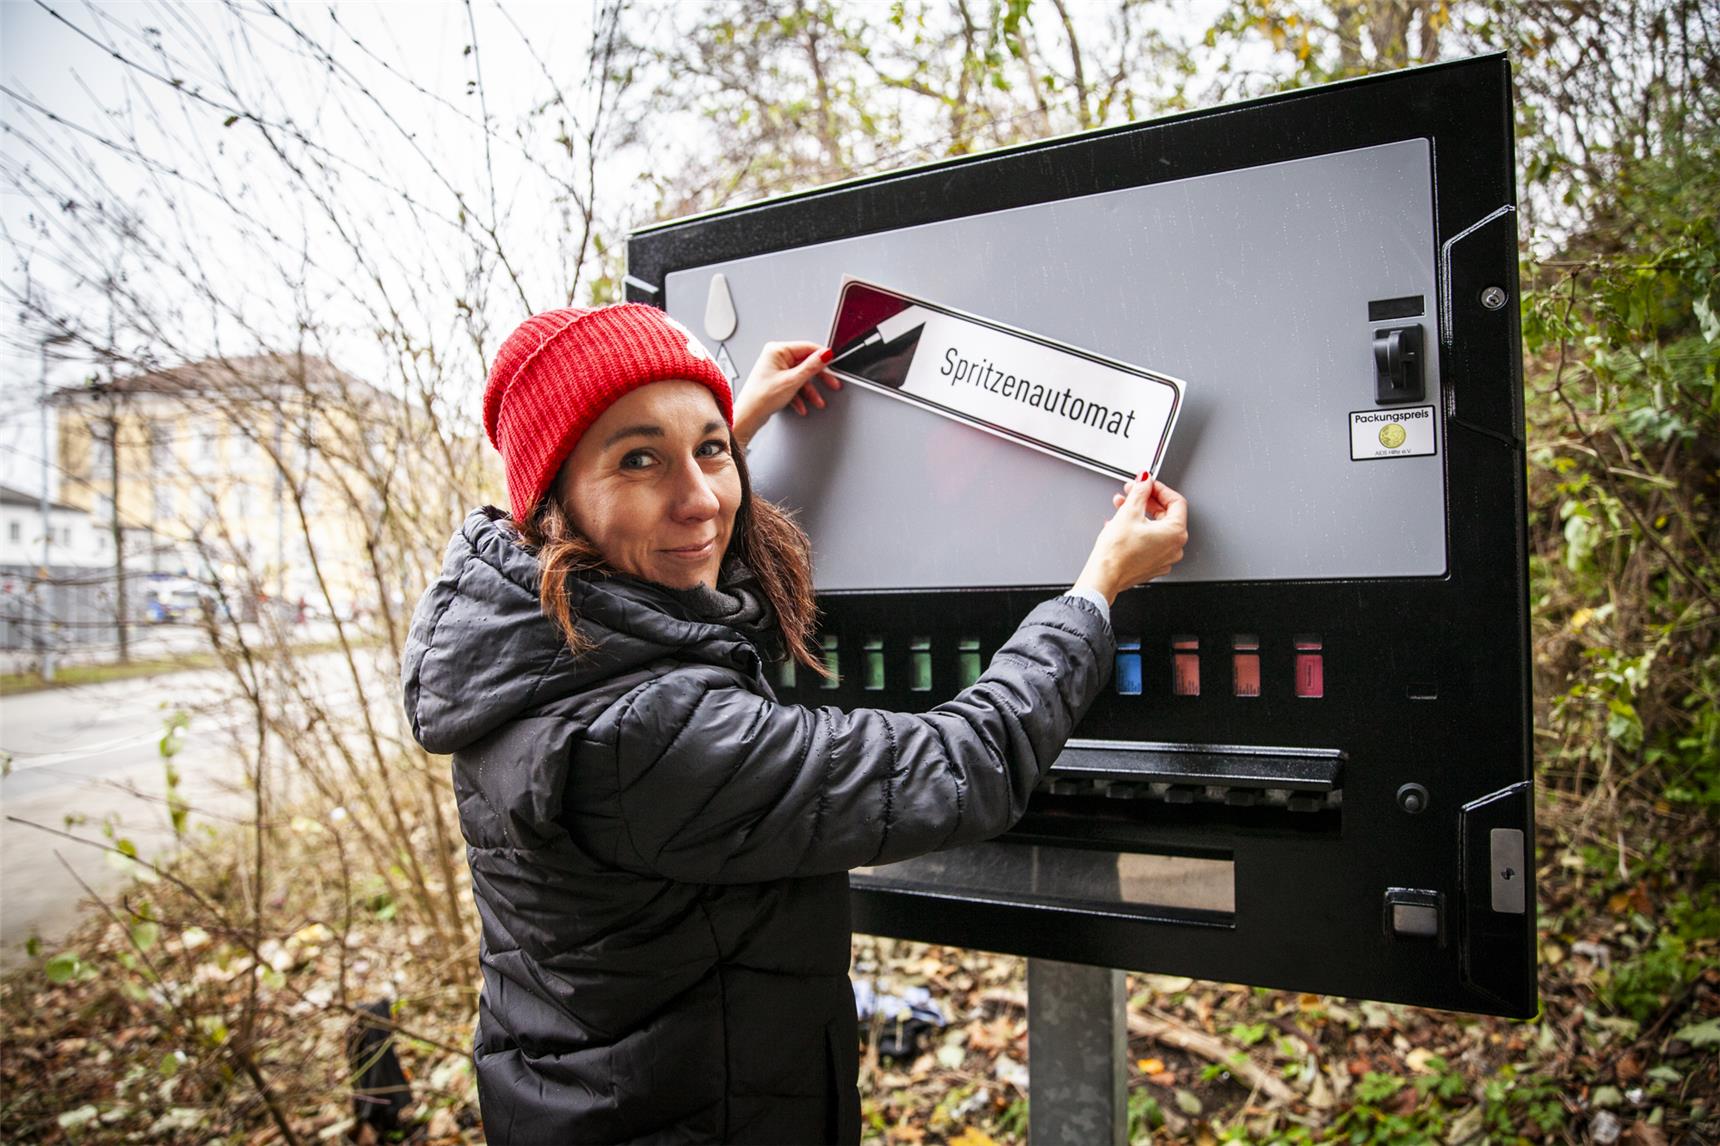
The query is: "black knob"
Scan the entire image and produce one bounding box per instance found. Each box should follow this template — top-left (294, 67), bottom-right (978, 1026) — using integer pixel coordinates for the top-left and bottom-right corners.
top-left (1397, 783), bottom-right (1429, 814)
top-left (1373, 325), bottom-right (1425, 403)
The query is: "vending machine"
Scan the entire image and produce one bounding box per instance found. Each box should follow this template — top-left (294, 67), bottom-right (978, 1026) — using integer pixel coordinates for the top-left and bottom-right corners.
top-left (627, 54), bottom-right (1535, 1018)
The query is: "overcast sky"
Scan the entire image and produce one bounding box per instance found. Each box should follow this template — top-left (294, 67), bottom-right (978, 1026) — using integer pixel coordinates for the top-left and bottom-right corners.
top-left (1, 0), bottom-right (621, 496)
top-left (1, 1), bottom-right (1225, 501)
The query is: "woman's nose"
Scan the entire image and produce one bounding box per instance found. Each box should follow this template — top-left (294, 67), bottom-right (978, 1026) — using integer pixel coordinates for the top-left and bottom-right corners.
top-left (668, 457), bottom-right (721, 520)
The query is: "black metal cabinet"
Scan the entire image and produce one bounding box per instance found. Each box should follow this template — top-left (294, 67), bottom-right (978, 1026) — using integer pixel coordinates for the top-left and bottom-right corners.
top-left (628, 55), bottom-right (1535, 1018)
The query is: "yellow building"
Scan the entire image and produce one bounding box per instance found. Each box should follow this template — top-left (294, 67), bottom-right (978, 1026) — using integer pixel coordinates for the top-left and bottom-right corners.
top-left (54, 352), bottom-right (412, 622)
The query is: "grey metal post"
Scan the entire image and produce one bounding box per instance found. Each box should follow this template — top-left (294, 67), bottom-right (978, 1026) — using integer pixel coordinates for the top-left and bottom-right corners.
top-left (37, 332), bottom-right (75, 681)
top-left (1027, 959), bottom-right (1127, 1146)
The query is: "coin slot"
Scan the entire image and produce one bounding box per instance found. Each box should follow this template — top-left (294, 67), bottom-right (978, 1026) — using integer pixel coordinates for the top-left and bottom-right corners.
top-left (1368, 294), bottom-right (1426, 321)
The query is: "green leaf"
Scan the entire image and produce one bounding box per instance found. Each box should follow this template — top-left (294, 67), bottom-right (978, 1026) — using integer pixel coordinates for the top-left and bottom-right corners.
top-left (131, 920), bottom-right (160, 952)
top-left (45, 951), bottom-right (83, 984)
top-left (25, 935), bottom-right (42, 959)
top-left (160, 1050), bottom-right (185, 1078)
top-left (159, 711), bottom-right (189, 759)
top-left (1355, 1071), bottom-right (1405, 1104)
top-left (1674, 1017), bottom-right (1720, 1047)
top-left (1230, 1020), bottom-right (1269, 1046)
top-left (1174, 1088), bottom-right (1202, 1116)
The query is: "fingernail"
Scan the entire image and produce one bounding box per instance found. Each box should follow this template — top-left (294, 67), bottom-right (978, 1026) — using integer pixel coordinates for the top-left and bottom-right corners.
top-left (1138, 470), bottom-right (1152, 483)
top-left (820, 348), bottom-right (835, 362)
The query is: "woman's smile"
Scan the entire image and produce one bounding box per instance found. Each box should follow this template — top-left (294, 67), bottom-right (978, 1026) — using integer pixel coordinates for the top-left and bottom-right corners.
top-left (662, 537), bottom-right (717, 559)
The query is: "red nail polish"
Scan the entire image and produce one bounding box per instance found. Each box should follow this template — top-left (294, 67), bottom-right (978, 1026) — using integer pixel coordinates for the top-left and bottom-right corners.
top-left (820, 348), bottom-right (835, 362)
top-left (1138, 470), bottom-right (1152, 483)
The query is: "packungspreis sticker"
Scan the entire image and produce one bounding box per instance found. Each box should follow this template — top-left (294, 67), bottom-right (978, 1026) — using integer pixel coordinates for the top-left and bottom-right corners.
top-left (1349, 405), bottom-right (1436, 461)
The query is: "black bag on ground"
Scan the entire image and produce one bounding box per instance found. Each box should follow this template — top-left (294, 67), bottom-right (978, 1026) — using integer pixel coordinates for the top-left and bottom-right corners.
top-left (348, 999), bottom-right (413, 1137)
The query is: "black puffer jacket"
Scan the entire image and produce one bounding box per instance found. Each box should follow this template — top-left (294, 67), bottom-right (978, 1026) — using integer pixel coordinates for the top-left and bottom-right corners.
top-left (402, 507), bottom-right (1114, 1144)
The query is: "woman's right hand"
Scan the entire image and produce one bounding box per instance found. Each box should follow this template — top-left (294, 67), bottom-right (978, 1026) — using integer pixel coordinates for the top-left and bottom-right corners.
top-left (1072, 475), bottom-right (1189, 605)
top-left (731, 342), bottom-right (843, 448)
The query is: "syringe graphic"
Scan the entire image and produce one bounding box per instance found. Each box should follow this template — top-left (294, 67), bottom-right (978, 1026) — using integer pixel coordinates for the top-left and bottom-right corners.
top-left (828, 305), bottom-right (929, 389)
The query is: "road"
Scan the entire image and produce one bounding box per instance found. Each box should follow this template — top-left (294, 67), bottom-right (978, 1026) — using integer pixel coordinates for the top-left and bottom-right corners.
top-left (0, 650), bottom-right (397, 972)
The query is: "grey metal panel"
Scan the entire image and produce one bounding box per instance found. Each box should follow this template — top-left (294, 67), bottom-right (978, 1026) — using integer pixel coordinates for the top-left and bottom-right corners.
top-left (665, 139), bottom-right (1445, 589)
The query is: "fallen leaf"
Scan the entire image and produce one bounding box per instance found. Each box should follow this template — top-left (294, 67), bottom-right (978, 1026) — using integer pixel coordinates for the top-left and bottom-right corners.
top-left (1138, 974), bottom-right (1194, 994)
top-left (1446, 1104), bottom-right (1485, 1143)
top-left (947, 1128), bottom-right (997, 1146)
top-left (1672, 1017), bottom-right (1720, 1047)
top-left (1306, 1068), bottom-right (1334, 1110)
top-left (968, 1016), bottom-right (1016, 1052)
top-left (426, 1107), bottom-right (459, 1140)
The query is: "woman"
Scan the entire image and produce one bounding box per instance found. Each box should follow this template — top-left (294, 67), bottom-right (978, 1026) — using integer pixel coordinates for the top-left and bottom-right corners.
top-left (403, 304), bottom-right (1188, 1144)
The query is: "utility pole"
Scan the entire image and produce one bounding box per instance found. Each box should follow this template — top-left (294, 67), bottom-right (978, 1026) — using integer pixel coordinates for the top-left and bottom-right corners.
top-left (105, 285), bottom-right (128, 662)
top-left (274, 407), bottom-right (286, 605)
top-left (105, 393), bottom-right (128, 662)
top-left (37, 331), bottom-right (76, 681)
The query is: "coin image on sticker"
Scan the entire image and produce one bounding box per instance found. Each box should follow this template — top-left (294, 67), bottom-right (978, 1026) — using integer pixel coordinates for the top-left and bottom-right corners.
top-left (1378, 422), bottom-right (1407, 449)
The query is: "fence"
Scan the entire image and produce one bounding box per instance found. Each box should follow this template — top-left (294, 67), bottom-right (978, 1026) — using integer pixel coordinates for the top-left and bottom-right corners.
top-left (0, 565), bottom-right (163, 654)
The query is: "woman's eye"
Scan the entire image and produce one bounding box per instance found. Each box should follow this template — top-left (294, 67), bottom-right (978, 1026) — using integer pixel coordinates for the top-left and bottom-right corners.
top-left (619, 450), bottom-right (656, 471)
top-left (696, 439), bottom-right (730, 459)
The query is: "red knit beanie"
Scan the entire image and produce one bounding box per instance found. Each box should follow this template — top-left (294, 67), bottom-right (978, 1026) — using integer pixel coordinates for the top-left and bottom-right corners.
top-left (483, 304), bottom-right (734, 521)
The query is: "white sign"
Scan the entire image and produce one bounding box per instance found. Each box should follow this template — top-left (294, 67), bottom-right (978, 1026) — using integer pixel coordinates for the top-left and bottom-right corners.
top-left (1349, 405), bottom-right (1437, 460)
top-left (825, 279), bottom-right (1185, 479)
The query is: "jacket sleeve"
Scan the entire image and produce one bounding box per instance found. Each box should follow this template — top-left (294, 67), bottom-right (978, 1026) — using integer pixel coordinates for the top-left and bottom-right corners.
top-left (581, 596), bottom-right (1113, 884)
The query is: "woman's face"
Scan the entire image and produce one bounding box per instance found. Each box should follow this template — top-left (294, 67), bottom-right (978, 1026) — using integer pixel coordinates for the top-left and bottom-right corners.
top-left (556, 380), bottom-right (741, 590)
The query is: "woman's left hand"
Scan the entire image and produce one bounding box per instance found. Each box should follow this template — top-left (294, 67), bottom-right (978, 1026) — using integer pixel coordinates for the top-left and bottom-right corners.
top-left (732, 341), bottom-right (843, 447)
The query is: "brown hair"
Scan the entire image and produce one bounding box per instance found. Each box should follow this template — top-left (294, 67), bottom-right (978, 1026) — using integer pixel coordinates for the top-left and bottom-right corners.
top-left (510, 444), bottom-right (829, 677)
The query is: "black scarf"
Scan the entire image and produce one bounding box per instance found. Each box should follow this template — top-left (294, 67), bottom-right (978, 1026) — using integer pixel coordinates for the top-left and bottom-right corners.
top-left (615, 558), bottom-right (783, 660)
